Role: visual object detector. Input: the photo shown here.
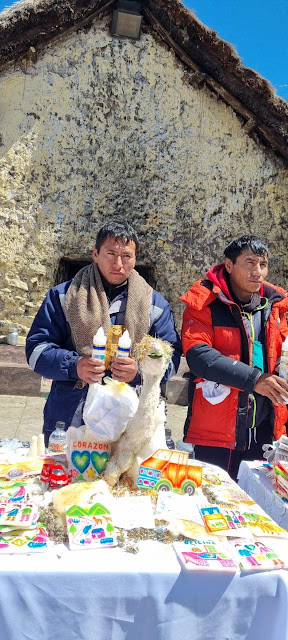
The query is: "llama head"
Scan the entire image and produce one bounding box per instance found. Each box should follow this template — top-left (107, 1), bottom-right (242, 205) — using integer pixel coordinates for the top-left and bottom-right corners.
top-left (132, 335), bottom-right (173, 377)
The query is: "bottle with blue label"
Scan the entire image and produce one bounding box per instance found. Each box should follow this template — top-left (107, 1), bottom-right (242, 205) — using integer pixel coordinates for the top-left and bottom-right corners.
top-left (93, 327), bottom-right (107, 362)
top-left (116, 330), bottom-right (131, 358)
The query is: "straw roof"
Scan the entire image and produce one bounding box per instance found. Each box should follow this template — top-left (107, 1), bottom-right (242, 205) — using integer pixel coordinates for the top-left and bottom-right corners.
top-left (0, 0), bottom-right (287, 161)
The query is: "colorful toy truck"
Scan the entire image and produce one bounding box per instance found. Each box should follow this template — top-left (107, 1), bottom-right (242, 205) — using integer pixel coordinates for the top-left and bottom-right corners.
top-left (137, 449), bottom-right (202, 495)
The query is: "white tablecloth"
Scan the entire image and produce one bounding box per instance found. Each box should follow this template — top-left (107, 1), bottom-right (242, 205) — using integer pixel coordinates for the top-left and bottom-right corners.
top-left (237, 460), bottom-right (288, 530)
top-left (1, 539), bottom-right (288, 640)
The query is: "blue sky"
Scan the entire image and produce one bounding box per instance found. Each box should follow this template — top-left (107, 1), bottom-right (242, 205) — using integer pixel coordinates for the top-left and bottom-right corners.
top-left (0, 0), bottom-right (287, 99)
top-left (185, 0), bottom-right (288, 99)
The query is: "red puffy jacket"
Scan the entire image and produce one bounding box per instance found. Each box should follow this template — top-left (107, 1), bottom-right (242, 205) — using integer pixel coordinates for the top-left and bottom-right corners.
top-left (181, 267), bottom-right (288, 450)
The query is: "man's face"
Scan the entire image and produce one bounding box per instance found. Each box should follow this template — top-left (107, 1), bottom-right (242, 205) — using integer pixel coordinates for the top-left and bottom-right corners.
top-left (93, 236), bottom-right (136, 285)
top-left (225, 249), bottom-right (268, 301)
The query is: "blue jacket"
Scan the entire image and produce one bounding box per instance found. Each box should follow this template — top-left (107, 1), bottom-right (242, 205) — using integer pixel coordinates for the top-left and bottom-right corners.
top-left (26, 280), bottom-right (182, 443)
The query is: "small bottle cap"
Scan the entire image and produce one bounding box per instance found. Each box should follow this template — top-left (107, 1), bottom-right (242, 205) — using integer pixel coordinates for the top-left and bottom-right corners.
top-left (165, 429), bottom-right (172, 437)
top-left (55, 421), bottom-right (65, 429)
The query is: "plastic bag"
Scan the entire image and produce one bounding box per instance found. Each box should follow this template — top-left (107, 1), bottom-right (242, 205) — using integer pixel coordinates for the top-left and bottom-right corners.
top-left (196, 380), bottom-right (230, 405)
top-left (83, 377), bottom-right (139, 443)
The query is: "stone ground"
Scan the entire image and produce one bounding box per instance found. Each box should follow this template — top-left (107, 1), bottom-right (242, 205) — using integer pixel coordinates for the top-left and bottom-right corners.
top-left (0, 395), bottom-right (187, 446)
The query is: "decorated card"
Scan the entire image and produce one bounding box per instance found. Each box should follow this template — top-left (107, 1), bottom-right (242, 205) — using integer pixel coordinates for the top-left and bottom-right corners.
top-left (201, 463), bottom-right (233, 487)
top-left (173, 539), bottom-right (238, 572)
top-left (199, 505), bottom-right (252, 537)
top-left (112, 495), bottom-right (155, 530)
top-left (66, 502), bottom-right (117, 549)
top-left (0, 483), bottom-right (27, 503)
top-left (155, 491), bottom-right (204, 525)
top-left (203, 485), bottom-right (256, 507)
top-left (241, 510), bottom-right (288, 538)
top-left (228, 538), bottom-right (288, 571)
top-left (0, 501), bottom-right (38, 529)
top-left (0, 526), bottom-right (48, 553)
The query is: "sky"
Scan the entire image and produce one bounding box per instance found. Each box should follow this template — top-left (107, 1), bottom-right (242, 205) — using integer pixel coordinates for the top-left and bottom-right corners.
top-left (0, 0), bottom-right (287, 100)
top-left (185, 0), bottom-right (288, 100)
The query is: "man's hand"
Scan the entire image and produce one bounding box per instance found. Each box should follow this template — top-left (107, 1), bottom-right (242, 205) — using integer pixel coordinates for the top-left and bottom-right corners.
top-left (76, 356), bottom-right (105, 384)
top-left (254, 373), bottom-right (288, 406)
top-left (111, 356), bottom-right (138, 383)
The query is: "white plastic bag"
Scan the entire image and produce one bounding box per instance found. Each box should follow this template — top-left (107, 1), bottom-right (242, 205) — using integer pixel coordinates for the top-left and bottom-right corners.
top-left (196, 380), bottom-right (230, 405)
top-left (83, 377), bottom-right (139, 443)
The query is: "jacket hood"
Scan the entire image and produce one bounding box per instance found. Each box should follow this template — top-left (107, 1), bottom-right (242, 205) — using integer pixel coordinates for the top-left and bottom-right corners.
top-left (180, 263), bottom-right (288, 311)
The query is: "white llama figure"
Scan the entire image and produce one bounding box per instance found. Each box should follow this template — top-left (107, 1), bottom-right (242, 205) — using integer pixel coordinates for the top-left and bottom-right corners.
top-left (103, 335), bottom-right (173, 487)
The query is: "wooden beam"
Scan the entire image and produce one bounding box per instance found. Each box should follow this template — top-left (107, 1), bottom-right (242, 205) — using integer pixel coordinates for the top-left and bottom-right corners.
top-left (0, 0), bottom-right (116, 72)
top-left (242, 118), bottom-right (256, 134)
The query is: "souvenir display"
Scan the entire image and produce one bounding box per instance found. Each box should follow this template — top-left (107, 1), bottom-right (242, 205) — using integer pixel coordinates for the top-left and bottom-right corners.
top-left (0, 501), bottom-right (38, 529)
top-left (112, 495), bottom-right (155, 530)
top-left (1, 334), bottom-right (288, 566)
top-left (173, 539), bottom-right (238, 571)
top-left (274, 460), bottom-right (288, 500)
top-left (199, 505), bottom-right (253, 537)
top-left (0, 526), bottom-right (48, 553)
top-left (66, 502), bottom-right (116, 549)
top-left (137, 449), bottom-right (202, 495)
top-left (228, 538), bottom-right (288, 571)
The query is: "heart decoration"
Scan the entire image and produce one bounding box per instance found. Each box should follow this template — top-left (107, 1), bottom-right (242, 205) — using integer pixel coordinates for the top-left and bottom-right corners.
top-left (71, 451), bottom-right (90, 474)
top-left (91, 451), bottom-right (109, 475)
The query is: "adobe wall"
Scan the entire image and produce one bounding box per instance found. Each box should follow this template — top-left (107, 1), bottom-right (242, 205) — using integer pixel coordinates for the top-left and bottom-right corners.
top-left (0, 15), bottom-right (286, 335)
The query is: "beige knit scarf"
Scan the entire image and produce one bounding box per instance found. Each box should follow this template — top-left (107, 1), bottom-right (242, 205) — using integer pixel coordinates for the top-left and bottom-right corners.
top-left (64, 263), bottom-right (153, 357)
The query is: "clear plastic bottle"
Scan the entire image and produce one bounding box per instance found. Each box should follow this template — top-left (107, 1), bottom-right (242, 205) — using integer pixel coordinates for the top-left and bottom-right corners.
top-left (7, 325), bottom-right (18, 346)
top-left (279, 336), bottom-right (288, 380)
top-left (279, 336), bottom-right (288, 403)
top-left (165, 428), bottom-right (175, 450)
top-left (116, 330), bottom-right (131, 358)
top-left (48, 421), bottom-right (67, 454)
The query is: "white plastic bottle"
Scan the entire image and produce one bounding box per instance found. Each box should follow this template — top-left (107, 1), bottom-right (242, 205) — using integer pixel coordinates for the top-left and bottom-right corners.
top-left (92, 327), bottom-right (107, 361)
top-left (279, 336), bottom-right (288, 381)
top-left (116, 330), bottom-right (131, 358)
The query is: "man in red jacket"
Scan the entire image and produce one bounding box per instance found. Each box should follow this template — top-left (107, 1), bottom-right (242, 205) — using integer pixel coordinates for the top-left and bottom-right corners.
top-left (180, 235), bottom-right (288, 479)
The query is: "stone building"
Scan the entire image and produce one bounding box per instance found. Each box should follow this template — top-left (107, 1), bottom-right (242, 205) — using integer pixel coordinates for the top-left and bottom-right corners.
top-left (0, 0), bottom-right (287, 336)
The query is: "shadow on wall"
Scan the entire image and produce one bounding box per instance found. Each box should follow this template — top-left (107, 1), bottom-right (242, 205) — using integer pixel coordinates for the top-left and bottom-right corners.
top-left (54, 258), bottom-right (156, 288)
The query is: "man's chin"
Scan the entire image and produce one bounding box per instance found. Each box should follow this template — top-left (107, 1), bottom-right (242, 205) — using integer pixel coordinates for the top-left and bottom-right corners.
top-left (249, 284), bottom-right (262, 293)
top-left (108, 275), bottom-right (127, 285)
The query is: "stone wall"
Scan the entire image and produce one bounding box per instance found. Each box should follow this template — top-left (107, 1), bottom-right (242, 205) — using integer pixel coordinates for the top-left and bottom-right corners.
top-left (0, 15), bottom-right (287, 335)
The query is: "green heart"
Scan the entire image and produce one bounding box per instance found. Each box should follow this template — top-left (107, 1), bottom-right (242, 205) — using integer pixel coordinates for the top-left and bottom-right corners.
top-left (71, 450), bottom-right (90, 473)
top-left (91, 451), bottom-right (109, 475)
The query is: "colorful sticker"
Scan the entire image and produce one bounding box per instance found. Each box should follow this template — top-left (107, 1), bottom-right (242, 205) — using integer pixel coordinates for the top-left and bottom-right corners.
top-left (0, 501), bottom-right (38, 529)
top-left (173, 539), bottom-right (238, 571)
top-left (228, 538), bottom-right (287, 570)
top-left (66, 503), bottom-right (116, 550)
top-left (0, 526), bottom-right (48, 553)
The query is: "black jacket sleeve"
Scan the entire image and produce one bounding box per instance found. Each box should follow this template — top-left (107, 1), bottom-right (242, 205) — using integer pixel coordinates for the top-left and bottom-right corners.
top-left (186, 342), bottom-right (261, 393)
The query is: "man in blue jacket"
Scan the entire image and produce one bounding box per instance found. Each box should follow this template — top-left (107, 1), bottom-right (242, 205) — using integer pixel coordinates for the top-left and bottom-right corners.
top-left (26, 220), bottom-right (182, 445)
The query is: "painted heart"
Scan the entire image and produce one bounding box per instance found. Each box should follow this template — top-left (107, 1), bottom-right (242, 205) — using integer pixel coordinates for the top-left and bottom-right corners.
top-left (91, 451), bottom-right (109, 475)
top-left (71, 451), bottom-right (90, 474)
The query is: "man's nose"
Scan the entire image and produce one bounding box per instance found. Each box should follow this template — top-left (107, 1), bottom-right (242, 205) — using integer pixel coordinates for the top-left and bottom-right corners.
top-left (252, 262), bottom-right (262, 274)
top-left (114, 255), bottom-right (124, 268)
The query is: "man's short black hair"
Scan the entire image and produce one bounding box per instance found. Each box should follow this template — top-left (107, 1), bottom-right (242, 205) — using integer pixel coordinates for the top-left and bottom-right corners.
top-left (95, 220), bottom-right (139, 254)
top-left (224, 235), bottom-right (269, 264)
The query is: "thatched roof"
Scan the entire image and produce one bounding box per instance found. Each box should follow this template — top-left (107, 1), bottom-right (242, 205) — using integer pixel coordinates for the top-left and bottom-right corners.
top-left (1, 0), bottom-right (288, 161)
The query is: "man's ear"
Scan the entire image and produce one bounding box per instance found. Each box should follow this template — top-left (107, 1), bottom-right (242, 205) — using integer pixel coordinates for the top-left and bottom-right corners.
top-left (92, 247), bottom-right (98, 262)
top-left (225, 257), bottom-right (233, 274)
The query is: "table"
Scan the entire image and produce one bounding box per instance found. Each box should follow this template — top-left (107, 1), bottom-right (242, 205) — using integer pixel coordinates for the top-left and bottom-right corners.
top-left (1, 539), bottom-right (288, 640)
top-left (238, 460), bottom-right (288, 530)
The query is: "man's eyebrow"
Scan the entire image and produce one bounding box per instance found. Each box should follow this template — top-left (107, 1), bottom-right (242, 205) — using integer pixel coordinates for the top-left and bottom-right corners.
top-left (246, 255), bottom-right (268, 262)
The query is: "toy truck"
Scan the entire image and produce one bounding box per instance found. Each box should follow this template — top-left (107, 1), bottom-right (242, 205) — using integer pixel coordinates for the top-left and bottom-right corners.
top-left (137, 449), bottom-right (202, 495)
